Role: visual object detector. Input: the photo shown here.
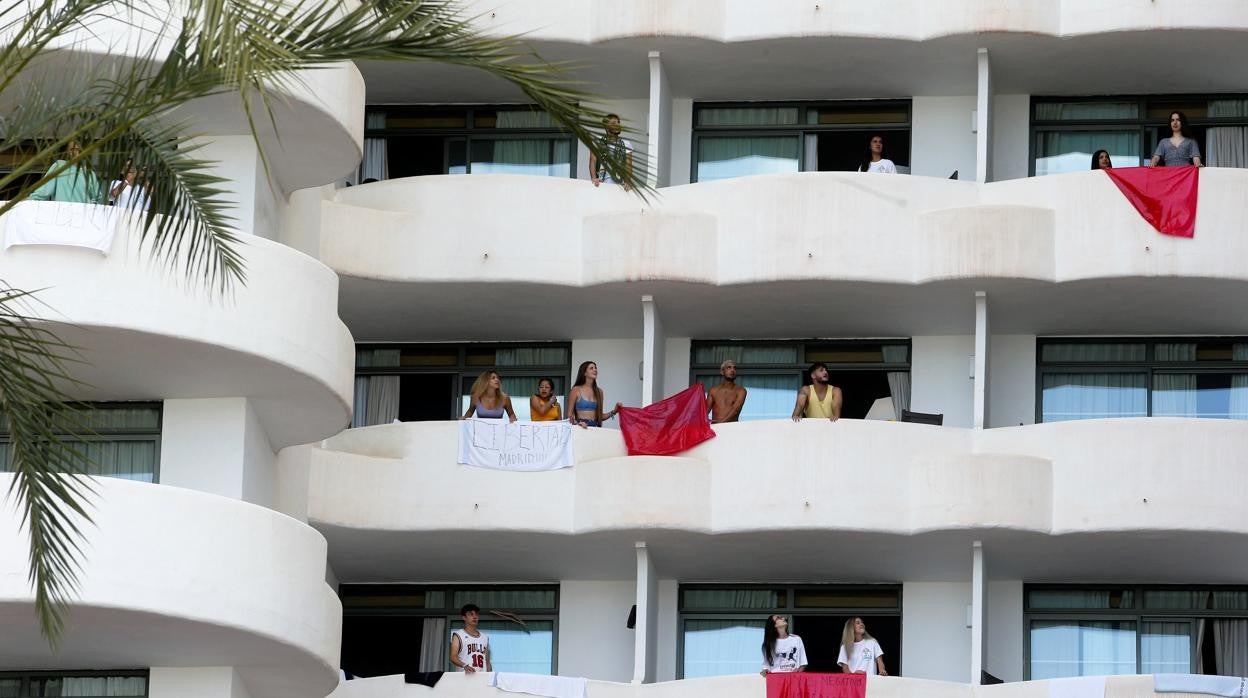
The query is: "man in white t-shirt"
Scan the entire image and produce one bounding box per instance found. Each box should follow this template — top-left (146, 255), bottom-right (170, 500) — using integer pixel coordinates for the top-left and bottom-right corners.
top-left (590, 114), bottom-right (634, 190)
top-left (449, 604), bottom-right (492, 673)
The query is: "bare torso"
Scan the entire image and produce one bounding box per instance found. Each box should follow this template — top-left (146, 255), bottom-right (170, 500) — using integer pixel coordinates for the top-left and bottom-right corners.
top-left (708, 382), bottom-right (746, 423)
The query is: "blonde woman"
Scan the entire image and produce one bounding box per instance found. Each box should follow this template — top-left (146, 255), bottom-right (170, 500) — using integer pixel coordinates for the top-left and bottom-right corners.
top-left (461, 370), bottom-right (517, 422)
top-left (838, 617), bottom-right (887, 676)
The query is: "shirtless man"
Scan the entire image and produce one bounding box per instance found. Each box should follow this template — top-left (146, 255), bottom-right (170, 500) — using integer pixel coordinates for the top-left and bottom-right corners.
top-left (707, 359), bottom-right (747, 423)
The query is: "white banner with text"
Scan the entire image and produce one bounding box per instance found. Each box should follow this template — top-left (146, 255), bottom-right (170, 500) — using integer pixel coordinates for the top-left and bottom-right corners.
top-left (457, 419), bottom-right (574, 471)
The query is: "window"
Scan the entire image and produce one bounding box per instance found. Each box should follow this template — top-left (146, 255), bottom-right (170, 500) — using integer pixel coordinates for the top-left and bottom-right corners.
top-left (1036, 339), bottom-right (1248, 422)
top-left (690, 340), bottom-right (910, 421)
top-left (352, 344), bottom-right (571, 426)
top-left (0, 673), bottom-right (147, 697)
top-left (339, 585), bottom-right (558, 677)
top-left (358, 107), bottom-right (575, 182)
top-left (1030, 95), bottom-right (1248, 175)
top-left (1025, 585), bottom-right (1248, 679)
top-left (0, 403), bottom-right (161, 482)
top-left (678, 584), bottom-right (901, 677)
top-left (692, 101), bottom-right (911, 182)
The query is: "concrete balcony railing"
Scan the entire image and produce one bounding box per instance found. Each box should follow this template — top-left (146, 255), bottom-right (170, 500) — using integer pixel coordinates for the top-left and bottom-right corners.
top-left (305, 169), bottom-right (1248, 290)
top-left (283, 417), bottom-right (1248, 583)
top-left (0, 475), bottom-right (342, 697)
top-left (326, 670), bottom-right (1177, 698)
top-left (0, 204), bottom-right (354, 447)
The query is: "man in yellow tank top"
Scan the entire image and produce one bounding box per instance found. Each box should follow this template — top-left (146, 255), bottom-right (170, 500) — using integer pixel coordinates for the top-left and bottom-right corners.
top-left (791, 362), bottom-right (842, 421)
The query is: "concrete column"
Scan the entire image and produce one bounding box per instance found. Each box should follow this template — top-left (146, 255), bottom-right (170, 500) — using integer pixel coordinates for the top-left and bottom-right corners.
top-left (149, 667), bottom-right (250, 698)
top-left (632, 542), bottom-right (658, 683)
top-left (191, 135), bottom-right (283, 238)
top-left (970, 541), bottom-right (988, 684)
top-left (972, 291), bottom-right (990, 429)
top-left (646, 51), bottom-right (671, 188)
top-left (641, 296), bottom-right (665, 406)
top-left (975, 48), bottom-right (993, 183)
top-left (160, 397), bottom-right (277, 506)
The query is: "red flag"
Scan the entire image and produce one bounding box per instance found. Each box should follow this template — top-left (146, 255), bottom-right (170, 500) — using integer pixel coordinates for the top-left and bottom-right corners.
top-left (766, 672), bottom-right (866, 698)
top-left (1103, 166), bottom-right (1199, 238)
top-left (617, 384), bottom-right (716, 456)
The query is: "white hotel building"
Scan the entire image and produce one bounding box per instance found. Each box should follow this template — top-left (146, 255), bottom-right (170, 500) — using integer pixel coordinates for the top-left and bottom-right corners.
top-left (5, 2), bottom-right (1248, 698)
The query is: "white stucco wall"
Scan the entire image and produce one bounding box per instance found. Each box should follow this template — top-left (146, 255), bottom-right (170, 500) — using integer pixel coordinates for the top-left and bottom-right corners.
top-left (242, 398), bottom-right (278, 507)
top-left (558, 581), bottom-right (637, 681)
top-left (655, 580), bottom-right (679, 682)
top-left (195, 136), bottom-right (277, 239)
top-left (911, 96), bottom-right (977, 180)
top-left (986, 580), bottom-right (1024, 683)
top-left (662, 337), bottom-right (692, 397)
top-left (571, 339), bottom-right (643, 426)
top-left (991, 95), bottom-right (1031, 182)
top-left (162, 397), bottom-right (277, 507)
top-left (668, 98), bottom-right (694, 186)
top-left (149, 667), bottom-right (250, 698)
top-left (987, 335), bottom-right (1036, 428)
top-left (902, 582), bottom-right (971, 682)
top-left (910, 336), bottom-right (974, 428)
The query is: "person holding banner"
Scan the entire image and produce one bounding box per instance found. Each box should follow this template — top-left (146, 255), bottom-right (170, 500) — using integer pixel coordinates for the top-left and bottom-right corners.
top-left (760, 614), bottom-right (807, 675)
top-left (529, 378), bottom-right (562, 422)
top-left (707, 359), bottom-right (747, 423)
top-left (1149, 111), bottom-right (1203, 168)
top-left (568, 361), bottom-right (621, 428)
top-left (462, 370), bottom-right (517, 422)
top-left (838, 617), bottom-right (887, 676)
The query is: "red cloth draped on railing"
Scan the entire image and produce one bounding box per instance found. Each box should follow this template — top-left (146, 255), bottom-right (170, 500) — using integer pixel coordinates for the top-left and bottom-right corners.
top-left (1103, 166), bottom-right (1199, 238)
top-left (766, 672), bottom-right (866, 698)
top-left (617, 384), bottom-right (716, 456)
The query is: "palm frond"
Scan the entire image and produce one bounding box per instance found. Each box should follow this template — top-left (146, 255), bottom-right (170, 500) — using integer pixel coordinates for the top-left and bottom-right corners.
top-left (0, 287), bottom-right (96, 648)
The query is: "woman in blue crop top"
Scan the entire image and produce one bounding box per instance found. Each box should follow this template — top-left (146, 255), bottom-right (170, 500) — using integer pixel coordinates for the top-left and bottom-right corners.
top-left (461, 370), bottom-right (517, 422)
top-left (568, 361), bottom-right (622, 428)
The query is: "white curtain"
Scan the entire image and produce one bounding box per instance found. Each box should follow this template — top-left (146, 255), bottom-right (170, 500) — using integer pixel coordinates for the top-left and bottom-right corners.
top-left (882, 345), bottom-right (910, 416)
top-left (683, 618), bottom-right (767, 678)
top-left (697, 136), bottom-right (800, 181)
top-left (1141, 620), bottom-right (1193, 674)
top-left (363, 376), bottom-right (400, 426)
top-left (1206, 128), bottom-right (1248, 168)
top-left (419, 617), bottom-right (447, 671)
top-left (1213, 620), bottom-right (1248, 676)
top-left (1041, 373), bottom-right (1147, 421)
top-left (1152, 374), bottom-right (1198, 417)
top-left (59, 677), bottom-right (147, 696)
top-left (803, 133), bottom-right (819, 172)
top-left (697, 107), bottom-right (798, 126)
top-left (682, 589), bottom-right (779, 609)
top-left (693, 344), bottom-right (798, 365)
top-left (360, 112), bottom-right (388, 182)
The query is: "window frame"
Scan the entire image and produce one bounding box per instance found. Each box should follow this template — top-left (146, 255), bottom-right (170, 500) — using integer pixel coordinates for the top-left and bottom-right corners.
top-left (1023, 583), bottom-right (1248, 680)
top-left (362, 105), bottom-right (577, 178)
top-left (1028, 94), bottom-right (1248, 176)
top-left (690, 100), bottom-right (913, 183)
top-left (0, 401), bottom-right (163, 482)
top-left (1035, 337), bottom-right (1248, 423)
top-left (0, 670), bottom-right (149, 697)
top-left (353, 342), bottom-right (572, 424)
top-left (676, 583), bottom-right (903, 679)
top-left (339, 583), bottom-right (560, 675)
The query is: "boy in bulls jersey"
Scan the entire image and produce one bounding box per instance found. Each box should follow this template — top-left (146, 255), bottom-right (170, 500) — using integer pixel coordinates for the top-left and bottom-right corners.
top-left (449, 604), bottom-right (492, 673)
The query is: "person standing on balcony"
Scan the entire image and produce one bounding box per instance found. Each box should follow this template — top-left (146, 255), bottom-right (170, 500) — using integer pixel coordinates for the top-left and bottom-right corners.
top-left (791, 362), bottom-right (842, 422)
top-left (1091, 149), bottom-right (1113, 170)
top-left (857, 134), bottom-right (897, 174)
top-left (568, 361), bottom-right (621, 428)
top-left (838, 617), bottom-right (887, 676)
top-left (109, 161), bottom-right (150, 212)
top-left (529, 378), bottom-right (562, 422)
top-left (449, 604), bottom-right (492, 674)
top-left (462, 370), bottom-right (517, 422)
top-left (708, 359), bottom-right (747, 423)
top-left (589, 113), bottom-right (634, 191)
top-left (760, 614), bottom-right (807, 675)
top-left (29, 141), bottom-right (102, 203)
top-left (1150, 111), bottom-right (1203, 168)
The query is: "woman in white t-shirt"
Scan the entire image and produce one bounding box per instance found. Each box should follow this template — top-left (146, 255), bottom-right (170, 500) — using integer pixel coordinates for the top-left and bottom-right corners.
top-left (760, 614), bottom-right (808, 675)
top-left (857, 134), bottom-right (897, 174)
top-left (837, 617), bottom-right (887, 676)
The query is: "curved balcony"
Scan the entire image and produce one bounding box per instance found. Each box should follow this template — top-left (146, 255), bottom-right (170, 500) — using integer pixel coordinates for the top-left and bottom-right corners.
top-left (295, 417), bottom-right (1248, 583)
top-left (0, 475), bottom-right (341, 698)
top-left (316, 169), bottom-right (1248, 338)
top-left (0, 207), bottom-right (354, 447)
top-left (326, 669), bottom-right (1168, 698)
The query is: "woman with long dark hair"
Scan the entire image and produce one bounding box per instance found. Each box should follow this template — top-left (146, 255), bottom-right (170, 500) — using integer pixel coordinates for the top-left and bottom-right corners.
top-left (567, 361), bottom-right (621, 428)
top-left (1150, 111), bottom-right (1203, 167)
top-left (838, 617), bottom-right (887, 676)
top-left (858, 134), bottom-right (897, 174)
top-left (760, 614), bottom-right (807, 675)
top-left (1091, 149), bottom-right (1113, 170)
